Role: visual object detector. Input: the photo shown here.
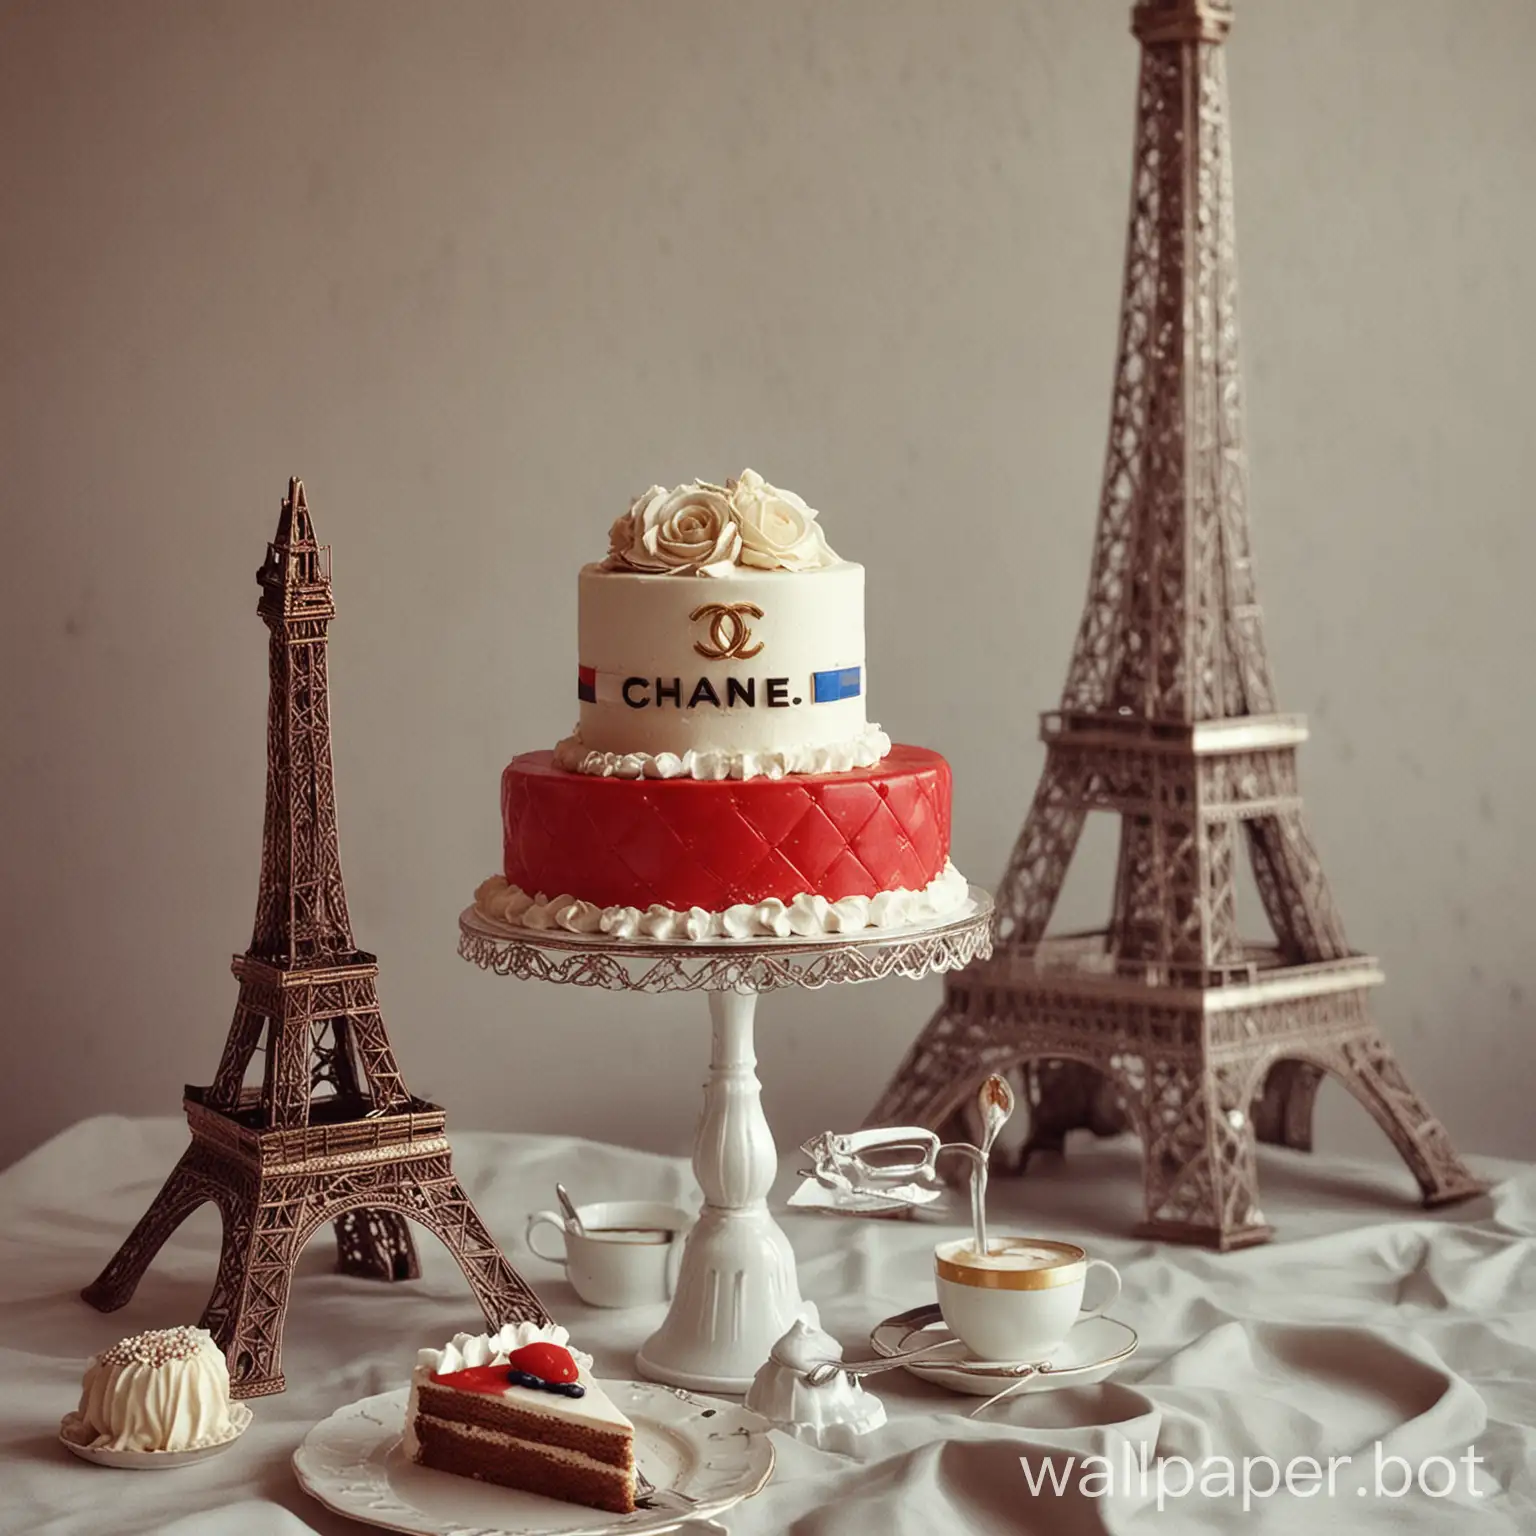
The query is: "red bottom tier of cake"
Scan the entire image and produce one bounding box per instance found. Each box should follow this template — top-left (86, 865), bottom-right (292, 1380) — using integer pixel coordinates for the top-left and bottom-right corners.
top-left (501, 746), bottom-right (952, 913)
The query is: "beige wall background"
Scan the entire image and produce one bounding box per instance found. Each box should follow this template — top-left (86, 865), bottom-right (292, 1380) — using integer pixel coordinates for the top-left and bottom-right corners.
top-left (2, 0), bottom-right (1532, 1178)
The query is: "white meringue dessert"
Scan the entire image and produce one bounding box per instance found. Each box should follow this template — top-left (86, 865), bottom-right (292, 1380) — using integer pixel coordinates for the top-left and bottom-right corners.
top-left (62, 1326), bottom-right (249, 1456)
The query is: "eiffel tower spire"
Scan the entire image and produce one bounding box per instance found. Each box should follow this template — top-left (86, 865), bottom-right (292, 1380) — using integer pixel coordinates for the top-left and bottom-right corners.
top-left (250, 478), bottom-right (353, 964)
top-left (868, 1), bottom-right (1483, 1247)
top-left (1064, 0), bottom-right (1267, 727)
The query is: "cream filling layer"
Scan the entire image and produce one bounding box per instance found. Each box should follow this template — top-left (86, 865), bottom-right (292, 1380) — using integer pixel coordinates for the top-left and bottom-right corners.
top-left (552, 722), bottom-right (893, 781)
top-left (411, 1413), bottom-right (635, 1479)
top-left (473, 860), bottom-right (969, 942)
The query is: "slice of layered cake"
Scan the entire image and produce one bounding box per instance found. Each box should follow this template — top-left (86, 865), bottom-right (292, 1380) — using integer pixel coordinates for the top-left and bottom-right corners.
top-left (405, 1323), bottom-right (635, 1514)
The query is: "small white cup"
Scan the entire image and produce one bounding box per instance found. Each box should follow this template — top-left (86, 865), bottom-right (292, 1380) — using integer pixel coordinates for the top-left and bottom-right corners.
top-left (525, 1200), bottom-right (693, 1309)
top-left (935, 1236), bottom-right (1122, 1363)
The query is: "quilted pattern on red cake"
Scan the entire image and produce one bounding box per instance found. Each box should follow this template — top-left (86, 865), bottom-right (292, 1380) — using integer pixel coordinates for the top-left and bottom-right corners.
top-left (501, 747), bottom-right (952, 912)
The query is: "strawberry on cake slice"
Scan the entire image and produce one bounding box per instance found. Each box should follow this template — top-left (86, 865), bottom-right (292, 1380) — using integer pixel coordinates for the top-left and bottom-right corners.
top-left (404, 1323), bottom-right (635, 1514)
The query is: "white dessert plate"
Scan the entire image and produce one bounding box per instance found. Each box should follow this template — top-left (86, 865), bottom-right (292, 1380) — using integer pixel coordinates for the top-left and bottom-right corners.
top-left (58, 1402), bottom-right (253, 1468)
top-left (293, 1382), bottom-right (774, 1536)
top-left (870, 1306), bottom-right (1138, 1398)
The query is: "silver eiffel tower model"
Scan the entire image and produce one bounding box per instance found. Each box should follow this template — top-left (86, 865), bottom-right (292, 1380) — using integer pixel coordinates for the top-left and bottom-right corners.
top-left (867, 0), bottom-right (1484, 1249)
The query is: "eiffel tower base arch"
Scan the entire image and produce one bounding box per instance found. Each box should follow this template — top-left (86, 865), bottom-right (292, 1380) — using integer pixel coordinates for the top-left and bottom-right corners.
top-left (83, 1099), bottom-right (547, 1398)
top-left (869, 957), bottom-right (1486, 1251)
top-left (867, 1), bottom-right (1484, 1248)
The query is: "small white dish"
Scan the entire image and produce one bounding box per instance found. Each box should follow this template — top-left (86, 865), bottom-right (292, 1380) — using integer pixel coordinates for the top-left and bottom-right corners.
top-left (294, 1382), bottom-right (773, 1536)
top-left (745, 1315), bottom-right (887, 1453)
top-left (869, 1305), bottom-right (1137, 1398)
top-left (58, 1403), bottom-right (253, 1469)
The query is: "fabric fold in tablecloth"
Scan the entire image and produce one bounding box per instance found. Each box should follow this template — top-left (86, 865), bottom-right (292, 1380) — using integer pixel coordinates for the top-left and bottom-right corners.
top-left (0, 1117), bottom-right (1531, 1533)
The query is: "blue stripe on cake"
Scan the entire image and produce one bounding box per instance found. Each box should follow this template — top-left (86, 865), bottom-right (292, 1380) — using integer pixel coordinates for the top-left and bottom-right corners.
top-left (812, 666), bottom-right (862, 703)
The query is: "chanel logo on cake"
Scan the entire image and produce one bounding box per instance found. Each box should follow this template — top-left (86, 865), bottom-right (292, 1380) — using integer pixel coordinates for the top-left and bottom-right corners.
top-left (690, 602), bottom-right (765, 661)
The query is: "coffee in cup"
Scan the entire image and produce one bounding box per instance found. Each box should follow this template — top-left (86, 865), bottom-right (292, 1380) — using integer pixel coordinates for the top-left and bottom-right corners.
top-left (526, 1200), bottom-right (693, 1308)
top-left (934, 1236), bottom-right (1121, 1362)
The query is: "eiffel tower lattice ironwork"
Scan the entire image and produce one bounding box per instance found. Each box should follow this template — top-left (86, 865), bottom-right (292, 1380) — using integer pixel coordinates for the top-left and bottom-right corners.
top-left (83, 478), bottom-right (548, 1393)
top-left (868, 0), bottom-right (1484, 1248)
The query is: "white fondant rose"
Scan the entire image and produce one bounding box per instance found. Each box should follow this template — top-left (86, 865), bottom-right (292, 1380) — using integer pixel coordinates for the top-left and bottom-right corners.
top-left (728, 468), bottom-right (838, 572)
top-left (607, 482), bottom-right (741, 577)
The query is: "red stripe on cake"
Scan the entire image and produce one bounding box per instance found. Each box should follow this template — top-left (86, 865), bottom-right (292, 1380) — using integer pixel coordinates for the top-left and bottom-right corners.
top-left (500, 746), bottom-right (951, 912)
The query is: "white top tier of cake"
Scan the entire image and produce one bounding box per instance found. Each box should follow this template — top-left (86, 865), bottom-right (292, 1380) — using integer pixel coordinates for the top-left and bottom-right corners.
top-left (562, 560), bottom-right (890, 776)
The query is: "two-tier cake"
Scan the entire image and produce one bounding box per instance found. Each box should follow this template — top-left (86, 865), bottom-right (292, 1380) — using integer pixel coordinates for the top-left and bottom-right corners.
top-left (473, 470), bottom-right (965, 940)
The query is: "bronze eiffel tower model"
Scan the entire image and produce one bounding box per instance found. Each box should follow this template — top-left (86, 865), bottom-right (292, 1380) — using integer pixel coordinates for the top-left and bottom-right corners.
top-left (84, 479), bottom-right (547, 1394)
top-left (869, 0), bottom-right (1484, 1248)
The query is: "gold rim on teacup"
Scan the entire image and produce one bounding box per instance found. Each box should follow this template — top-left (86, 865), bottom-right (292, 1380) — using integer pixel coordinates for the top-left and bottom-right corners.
top-left (935, 1237), bottom-right (1087, 1291)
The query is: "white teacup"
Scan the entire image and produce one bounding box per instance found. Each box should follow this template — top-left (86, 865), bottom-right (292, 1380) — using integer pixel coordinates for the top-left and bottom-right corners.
top-left (525, 1200), bottom-right (693, 1309)
top-left (935, 1236), bottom-right (1122, 1362)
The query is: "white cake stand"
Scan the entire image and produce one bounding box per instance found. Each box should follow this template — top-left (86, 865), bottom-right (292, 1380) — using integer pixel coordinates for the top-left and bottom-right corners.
top-left (457, 888), bottom-right (993, 1393)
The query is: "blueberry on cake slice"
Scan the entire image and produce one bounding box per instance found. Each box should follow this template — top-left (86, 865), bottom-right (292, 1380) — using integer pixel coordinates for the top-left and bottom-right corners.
top-left (405, 1323), bottom-right (635, 1514)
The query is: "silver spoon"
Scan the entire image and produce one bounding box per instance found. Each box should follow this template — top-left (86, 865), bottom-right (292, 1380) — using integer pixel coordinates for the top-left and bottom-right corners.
top-left (555, 1183), bottom-right (586, 1237)
top-left (802, 1335), bottom-right (971, 1387)
top-left (971, 1073), bottom-right (1016, 1259)
top-left (968, 1361), bottom-right (1054, 1418)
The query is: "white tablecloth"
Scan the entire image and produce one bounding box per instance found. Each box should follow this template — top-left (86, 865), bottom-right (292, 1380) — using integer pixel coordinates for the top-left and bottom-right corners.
top-left (2, 1117), bottom-right (1532, 1534)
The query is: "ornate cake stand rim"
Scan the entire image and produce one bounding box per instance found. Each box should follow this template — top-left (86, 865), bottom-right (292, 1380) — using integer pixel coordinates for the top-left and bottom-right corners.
top-left (455, 886), bottom-right (994, 993)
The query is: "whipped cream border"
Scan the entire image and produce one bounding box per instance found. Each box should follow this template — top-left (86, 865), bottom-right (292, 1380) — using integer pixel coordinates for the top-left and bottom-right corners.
top-left (415, 1322), bottom-right (592, 1378)
top-left (553, 722), bottom-right (893, 781)
top-left (473, 860), bottom-right (969, 943)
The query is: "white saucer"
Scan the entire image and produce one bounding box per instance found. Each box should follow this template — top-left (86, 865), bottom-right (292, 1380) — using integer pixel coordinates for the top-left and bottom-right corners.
top-left (784, 1181), bottom-right (935, 1218)
top-left (294, 1382), bottom-right (774, 1536)
top-left (869, 1306), bottom-right (1138, 1397)
top-left (58, 1403), bottom-right (253, 1468)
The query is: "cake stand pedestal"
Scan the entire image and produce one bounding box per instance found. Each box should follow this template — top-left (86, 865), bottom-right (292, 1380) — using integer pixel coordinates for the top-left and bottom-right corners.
top-left (458, 891), bottom-right (993, 1393)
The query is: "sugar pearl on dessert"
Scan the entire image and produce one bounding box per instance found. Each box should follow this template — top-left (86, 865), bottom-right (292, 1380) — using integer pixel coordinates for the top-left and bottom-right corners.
top-left (98, 1326), bottom-right (209, 1368)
